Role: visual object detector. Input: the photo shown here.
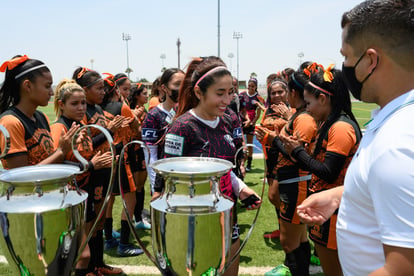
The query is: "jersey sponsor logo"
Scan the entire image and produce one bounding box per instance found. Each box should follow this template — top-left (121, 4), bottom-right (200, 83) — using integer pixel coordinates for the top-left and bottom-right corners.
top-left (223, 134), bottom-right (235, 148)
top-left (164, 134), bottom-right (184, 156)
top-left (141, 128), bottom-right (158, 142)
top-left (233, 127), bottom-right (243, 139)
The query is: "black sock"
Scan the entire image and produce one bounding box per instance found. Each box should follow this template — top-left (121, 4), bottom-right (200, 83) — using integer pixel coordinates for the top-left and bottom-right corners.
top-left (247, 156), bottom-right (252, 167)
top-left (300, 241), bottom-right (311, 268)
top-left (120, 220), bottom-right (131, 245)
top-left (134, 189), bottom-right (145, 222)
top-left (104, 217), bottom-right (113, 240)
top-left (95, 229), bottom-right (104, 267)
top-left (87, 235), bottom-right (97, 271)
top-left (284, 251), bottom-right (298, 276)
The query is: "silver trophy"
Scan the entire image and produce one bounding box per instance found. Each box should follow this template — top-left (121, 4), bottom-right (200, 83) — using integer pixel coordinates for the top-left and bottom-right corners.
top-left (118, 140), bottom-right (264, 276)
top-left (0, 124), bottom-right (115, 276)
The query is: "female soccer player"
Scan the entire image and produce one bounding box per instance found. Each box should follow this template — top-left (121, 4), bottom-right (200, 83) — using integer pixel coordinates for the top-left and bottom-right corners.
top-left (257, 70), bottom-right (317, 276)
top-left (280, 67), bottom-right (362, 276)
top-left (163, 56), bottom-right (261, 276)
top-left (128, 82), bottom-right (151, 229)
top-left (142, 68), bottom-right (184, 194)
top-left (0, 55), bottom-right (78, 169)
top-left (73, 67), bottom-right (126, 275)
top-left (51, 79), bottom-right (114, 276)
top-left (239, 77), bottom-right (264, 171)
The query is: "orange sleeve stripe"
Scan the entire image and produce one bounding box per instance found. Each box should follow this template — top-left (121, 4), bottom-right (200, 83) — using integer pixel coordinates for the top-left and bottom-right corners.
top-left (50, 123), bottom-right (67, 149)
top-left (327, 214), bottom-right (338, 250)
top-left (0, 115), bottom-right (27, 155)
top-left (121, 103), bottom-right (135, 119)
top-left (327, 121), bottom-right (357, 156)
top-left (293, 113), bottom-right (317, 144)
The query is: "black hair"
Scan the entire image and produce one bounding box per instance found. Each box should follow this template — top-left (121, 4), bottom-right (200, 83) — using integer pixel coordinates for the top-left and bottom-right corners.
top-left (128, 83), bottom-right (147, 109)
top-left (159, 68), bottom-right (184, 102)
top-left (0, 56), bottom-right (50, 113)
top-left (305, 68), bottom-right (361, 155)
top-left (341, 0), bottom-right (414, 70)
top-left (72, 67), bottom-right (101, 88)
top-left (114, 73), bottom-right (128, 86)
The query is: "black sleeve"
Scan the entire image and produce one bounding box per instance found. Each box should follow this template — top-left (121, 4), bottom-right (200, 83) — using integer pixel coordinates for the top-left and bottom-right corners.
top-left (92, 131), bottom-right (113, 148)
top-left (291, 147), bottom-right (347, 183)
top-left (153, 173), bottom-right (165, 193)
top-left (271, 136), bottom-right (291, 159)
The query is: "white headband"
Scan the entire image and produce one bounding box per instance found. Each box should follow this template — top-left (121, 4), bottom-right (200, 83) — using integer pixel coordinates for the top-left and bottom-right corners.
top-left (15, 64), bottom-right (47, 79)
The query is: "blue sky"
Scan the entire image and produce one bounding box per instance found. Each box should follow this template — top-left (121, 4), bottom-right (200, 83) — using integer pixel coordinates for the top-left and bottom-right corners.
top-left (2, 0), bottom-right (362, 85)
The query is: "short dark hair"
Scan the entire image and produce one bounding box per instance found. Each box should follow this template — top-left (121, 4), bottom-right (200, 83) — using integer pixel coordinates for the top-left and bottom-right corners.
top-left (341, 0), bottom-right (414, 69)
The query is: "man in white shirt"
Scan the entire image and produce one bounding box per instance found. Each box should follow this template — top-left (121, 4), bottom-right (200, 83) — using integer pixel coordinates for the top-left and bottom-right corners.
top-left (296, 0), bottom-right (414, 274)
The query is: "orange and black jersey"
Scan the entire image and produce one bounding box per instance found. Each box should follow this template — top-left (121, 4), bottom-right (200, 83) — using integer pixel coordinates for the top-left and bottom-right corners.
top-left (0, 107), bottom-right (54, 168)
top-left (275, 110), bottom-right (317, 181)
top-left (101, 101), bottom-right (136, 152)
top-left (51, 115), bottom-right (94, 163)
top-left (51, 116), bottom-right (94, 188)
top-left (81, 103), bottom-right (110, 154)
top-left (291, 115), bottom-right (361, 192)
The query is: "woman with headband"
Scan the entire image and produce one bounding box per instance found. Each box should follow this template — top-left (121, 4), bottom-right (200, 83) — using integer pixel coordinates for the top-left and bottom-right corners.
top-left (259, 77), bottom-right (290, 241)
top-left (163, 56), bottom-right (261, 276)
top-left (239, 77), bottom-right (265, 172)
top-left (0, 55), bottom-right (78, 168)
top-left (73, 67), bottom-right (126, 275)
top-left (128, 82), bottom-right (151, 230)
top-left (99, 73), bottom-right (144, 258)
top-left (280, 66), bottom-right (361, 276)
top-left (51, 79), bottom-right (114, 276)
top-left (257, 70), bottom-right (317, 276)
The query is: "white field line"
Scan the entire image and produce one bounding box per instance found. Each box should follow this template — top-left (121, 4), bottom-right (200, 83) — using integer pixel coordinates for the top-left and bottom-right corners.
top-left (0, 255), bottom-right (323, 275)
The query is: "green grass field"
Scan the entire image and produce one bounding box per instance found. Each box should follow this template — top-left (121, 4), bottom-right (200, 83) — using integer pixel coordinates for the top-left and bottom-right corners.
top-left (0, 100), bottom-right (377, 275)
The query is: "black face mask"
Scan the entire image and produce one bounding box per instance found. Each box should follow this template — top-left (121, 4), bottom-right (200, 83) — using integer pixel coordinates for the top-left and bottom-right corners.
top-left (342, 51), bottom-right (378, 101)
top-left (168, 89), bottom-right (179, 102)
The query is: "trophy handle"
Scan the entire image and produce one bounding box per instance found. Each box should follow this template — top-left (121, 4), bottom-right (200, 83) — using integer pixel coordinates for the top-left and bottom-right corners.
top-left (227, 143), bottom-right (266, 269)
top-left (118, 140), bottom-right (161, 267)
top-left (0, 124), bottom-right (10, 159)
top-left (71, 124), bottom-right (116, 266)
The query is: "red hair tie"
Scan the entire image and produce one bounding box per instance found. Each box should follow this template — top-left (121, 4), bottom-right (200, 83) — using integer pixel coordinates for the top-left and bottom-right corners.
top-left (77, 67), bottom-right (91, 79)
top-left (103, 73), bottom-right (115, 87)
top-left (0, 55), bottom-right (29, 72)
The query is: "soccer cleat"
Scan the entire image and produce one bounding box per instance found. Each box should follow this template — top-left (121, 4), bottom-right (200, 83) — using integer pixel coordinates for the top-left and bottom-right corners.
top-left (264, 229), bottom-right (280, 239)
top-left (245, 165), bottom-right (251, 172)
top-left (103, 229), bottom-right (120, 239)
top-left (135, 218), bottom-right (151, 230)
top-left (117, 243), bottom-right (144, 257)
top-left (264, 264), bottom-right (292, 276)
top-left (310, 254), bottom-right (321, 266)
top-left (104, 238), bottom-right (119, 251)
top-left (97, 264), bottom-right (123, 275)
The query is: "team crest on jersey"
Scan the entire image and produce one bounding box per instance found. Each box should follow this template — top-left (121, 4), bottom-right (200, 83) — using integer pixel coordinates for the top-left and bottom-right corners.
top-left (142, 128), bottom-right (158, 142)
top-left (164, 134), bottom-right (184, 156)
top-left (233, 127), bottom-right (243, 139)
top-left (223, 134), bottom-right (235, 148)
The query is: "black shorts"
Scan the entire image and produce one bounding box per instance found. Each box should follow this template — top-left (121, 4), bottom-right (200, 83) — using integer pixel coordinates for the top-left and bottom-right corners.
top-left (83, 170), bottom-right (108, 222)
top-left (279, 179), bottom-right (309, 224)
top-left (308, 213), bottom-right (338, 250)
top-left (135, 147), bottom-right (147, 172)
top-left (243, 124), bottom-right (255, 136)
top-left (112, 162), bottom-right (136, 194)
